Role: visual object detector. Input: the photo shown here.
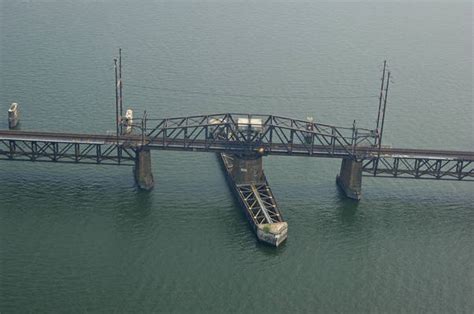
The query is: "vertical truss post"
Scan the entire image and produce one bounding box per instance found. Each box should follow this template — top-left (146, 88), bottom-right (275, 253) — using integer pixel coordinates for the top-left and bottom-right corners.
top-left (163, 119), bottom-right (167, 147)
top-left (393, 158), bottom-right (399, 177)
top-left (96, 145), bottom-right (101, 163)
top-left (31, 141), bottom-right (37, 161)
top-left (117, 145), bottom-right (122, 164)
top-left (8, 140), bottom-right (15, 159)
top-left (74, 143), bottom-right (80, 162)
top-left (53, 142), bottom-right (58, 161)
top-left (184, 124), bottom-right (188, 148)
top-left (269, 125), bottom-right (273, 153)
top-left (373, 156), bottom-right (378, 177)
top-left (289, 129), bottom-right (294, 153)
top-left (435, 160), bottom-right (442, 179)
top-left (414, 159), bottom-right (420, 178)
top-left (457, 161), bottom-right (463, 180)
top-left (331, 127), bottom-right (336, 155)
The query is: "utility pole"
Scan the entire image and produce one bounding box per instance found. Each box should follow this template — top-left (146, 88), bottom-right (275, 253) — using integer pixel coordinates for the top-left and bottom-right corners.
top-left (141, 111), bottom-right (146, 146)
top-left (374, 70), bottom-right (390, 176)
top-left (119, 48), bottom-right (123, 135)
top-left (143, 110), bottom-right (147, 137)
top-left (378, 71), bottom-right (390, 151)
top-left (352, 119), bottom-right (357, 154)
top-left (114, 58), bottom-right (119, 137)
top-left (376, 60), bottom-right (387, 146)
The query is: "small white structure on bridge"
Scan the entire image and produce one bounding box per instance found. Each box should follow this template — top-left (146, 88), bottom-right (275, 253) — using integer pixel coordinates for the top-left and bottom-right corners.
top-left (237, 118), bottom-right (263, 133)
top-left (123, 109), bottom-right (133, 134)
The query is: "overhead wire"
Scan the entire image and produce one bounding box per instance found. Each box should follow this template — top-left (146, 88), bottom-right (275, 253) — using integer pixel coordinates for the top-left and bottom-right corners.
top-left (125, 83), bottom-right (379, 100)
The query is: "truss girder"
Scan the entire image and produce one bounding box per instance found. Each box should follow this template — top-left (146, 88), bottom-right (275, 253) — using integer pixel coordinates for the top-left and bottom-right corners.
top-left (236, 183), bottom-right (283, 225)
top-left (146, 113), bottom-right (376, 158)
top-left (0, 139), bottom-right (135, 165)
top-left (362, 157), bottom-right (474, 181)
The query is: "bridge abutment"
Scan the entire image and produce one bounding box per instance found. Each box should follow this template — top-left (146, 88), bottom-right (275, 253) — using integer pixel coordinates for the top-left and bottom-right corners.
top-left (134, 147), bottom-right (154, 190)
top-left (336, 158), bottom-right (362, 200)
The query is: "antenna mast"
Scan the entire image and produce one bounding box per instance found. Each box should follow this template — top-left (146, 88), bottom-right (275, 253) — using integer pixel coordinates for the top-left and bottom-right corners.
top-left (378, 71), bottom-right (390, 151)
top-left (374, 70), bottom-right (390, 176)
top-left (119, 48), bottom-right (123, 135)
top-left (376, 60), bottom-right (387, 145)
top-left (114, 58), bottom-right (119, 137)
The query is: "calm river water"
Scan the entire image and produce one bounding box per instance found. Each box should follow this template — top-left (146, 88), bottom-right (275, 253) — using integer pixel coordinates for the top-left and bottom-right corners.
top-left (1, 1), bottom-right (473, 313)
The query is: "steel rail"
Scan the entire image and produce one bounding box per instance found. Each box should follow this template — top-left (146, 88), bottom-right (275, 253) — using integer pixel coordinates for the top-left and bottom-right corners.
top-left (1, 130), bottom-right (473, 160)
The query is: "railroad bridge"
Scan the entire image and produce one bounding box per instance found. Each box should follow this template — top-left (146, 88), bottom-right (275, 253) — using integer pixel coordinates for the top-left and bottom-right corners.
top-left (1, 112), bottom-right (472, 246)
top-left (1, 112), bottom-right (473, 193)
top-left (2, 59), bottom-right (472, 246)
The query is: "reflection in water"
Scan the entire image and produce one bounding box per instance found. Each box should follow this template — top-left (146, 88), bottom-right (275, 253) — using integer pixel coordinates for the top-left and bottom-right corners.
top-left (335, 197), bottom-right (360, 227)
top-left (256, 239), bottom-right (288, 256)
top-left (114, 189), bottom-right (154, 236)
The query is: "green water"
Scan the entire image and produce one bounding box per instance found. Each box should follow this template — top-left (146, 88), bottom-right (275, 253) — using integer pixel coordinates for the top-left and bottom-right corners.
top-left (1, 1), bottom-right (473, 313)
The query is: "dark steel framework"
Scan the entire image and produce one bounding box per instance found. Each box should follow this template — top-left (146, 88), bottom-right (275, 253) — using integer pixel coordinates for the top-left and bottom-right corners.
top-left (363, 157), bottom-right (474, 181)
top-left (236, 183), bottom-right (283, 224)
top-left (1, 113), bottom-right (473, 181)
top-left (0, 139), bottom-right (135, 165)
top-left (220, 153), bottom-right (283, 225)
top-left (145, 113), bottom-right (377, 158)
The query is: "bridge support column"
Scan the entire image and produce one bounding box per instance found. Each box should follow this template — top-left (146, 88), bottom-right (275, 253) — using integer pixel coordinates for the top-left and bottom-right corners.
top-left (134, 147), bottom-right (154, 190)
top-left (336, 158), bottom-right (362, 200)
top-left (231, 154), bottom-right (264, 185)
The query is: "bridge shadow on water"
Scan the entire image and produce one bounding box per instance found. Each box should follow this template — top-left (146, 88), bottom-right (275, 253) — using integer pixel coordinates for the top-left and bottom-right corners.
top-left (335, 200), bottom-right (360, 227)
top-left (334, 186), bottom-right (361, 227)
top-left (113, 189), bottom-right (155, 237)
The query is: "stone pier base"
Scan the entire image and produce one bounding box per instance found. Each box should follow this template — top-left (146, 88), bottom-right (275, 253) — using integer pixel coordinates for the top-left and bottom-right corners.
top-left (231, 154), bottom-right (264, 185)
top-left (336, 158), bottom-right (362, 200)
top-left (134, 147), bottom-right (154, 190)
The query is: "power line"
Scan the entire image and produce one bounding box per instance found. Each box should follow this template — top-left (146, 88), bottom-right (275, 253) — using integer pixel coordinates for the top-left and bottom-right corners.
top-left (126, 83), bottom-right (378, 100)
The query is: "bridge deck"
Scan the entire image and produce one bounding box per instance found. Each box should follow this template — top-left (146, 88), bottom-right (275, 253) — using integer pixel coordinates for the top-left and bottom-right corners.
top-left (0, 130), bottom-right (142, 145)
top-left (1, 130), bottom-right (473, 161)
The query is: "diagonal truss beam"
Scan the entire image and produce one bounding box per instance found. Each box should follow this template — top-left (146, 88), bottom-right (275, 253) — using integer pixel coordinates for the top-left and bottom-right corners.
top-left (362, 157), bottom-right (474, 181)
top-left (0, 139), bottom-right (135, 166)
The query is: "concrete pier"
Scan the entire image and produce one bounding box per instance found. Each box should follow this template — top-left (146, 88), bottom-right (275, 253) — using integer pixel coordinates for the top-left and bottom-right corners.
top-left (134, 147), bottom-right (154, 190)
top-left (231, 154), bottom-right (264, 184)
top-left (336, 158), bottom-right (362, 200)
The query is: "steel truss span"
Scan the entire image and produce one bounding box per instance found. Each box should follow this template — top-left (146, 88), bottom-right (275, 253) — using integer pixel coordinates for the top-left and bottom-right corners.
top-left (363, 157), bottom-right (474, 181)
top-left (146, 113), bottom-right (377, 158)
top-left (0, 112), bottom-right (473, 181)
top-left (0, 139), bottom-right (135, 166)
top-left (236, 183), bottom-right (282, 225)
